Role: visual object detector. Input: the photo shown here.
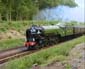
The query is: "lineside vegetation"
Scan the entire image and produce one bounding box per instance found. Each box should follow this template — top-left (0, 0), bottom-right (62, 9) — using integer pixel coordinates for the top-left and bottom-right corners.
top-left (0, 20), bottom-right (58, 32)
top-left (4, 36), bottom-right (85, 69)
top-left (0, 38), bottom-right (24, 51)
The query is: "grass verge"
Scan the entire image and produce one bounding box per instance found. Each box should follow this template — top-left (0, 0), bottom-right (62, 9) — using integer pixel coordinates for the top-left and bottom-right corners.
top-left (4, 35), bottom-right (85, 69)
top-left (0, 38), bottom-right (24, 51)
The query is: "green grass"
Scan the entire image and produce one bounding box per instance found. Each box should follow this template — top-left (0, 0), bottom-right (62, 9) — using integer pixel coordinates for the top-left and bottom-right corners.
top-left (0, 20), bottom-right (59, 33)
top-left (65, 64), bottom-right (71, 69)
top-left (0, 38), bottom-right (24, 51)
top-left (4, 36), bottom-right (85, 69)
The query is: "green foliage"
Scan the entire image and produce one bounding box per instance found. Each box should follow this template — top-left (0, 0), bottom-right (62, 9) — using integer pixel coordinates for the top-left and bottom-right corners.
top-left (4, 36), bottom-right (85, 69)
top-left (0, 0), bottom-right (76, 21)
top-left (65, 64), bottom-right (71, 69)
top-left (38, 0), bottom-right (77, 9)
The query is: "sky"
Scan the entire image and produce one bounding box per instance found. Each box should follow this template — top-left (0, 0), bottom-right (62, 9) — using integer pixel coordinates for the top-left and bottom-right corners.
top-left (61, 0), bottom-right (85, 22)
top-left (33, 0), bottom-right (85, 22)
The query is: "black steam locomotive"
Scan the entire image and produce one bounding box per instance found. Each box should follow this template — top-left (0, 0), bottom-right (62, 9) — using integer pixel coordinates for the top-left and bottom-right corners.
top-left (25, 24), bottom-right (85, 49)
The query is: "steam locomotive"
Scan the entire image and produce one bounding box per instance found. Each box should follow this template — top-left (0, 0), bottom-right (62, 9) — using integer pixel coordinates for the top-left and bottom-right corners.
top-left (25, 24), bottom-right (85, 49)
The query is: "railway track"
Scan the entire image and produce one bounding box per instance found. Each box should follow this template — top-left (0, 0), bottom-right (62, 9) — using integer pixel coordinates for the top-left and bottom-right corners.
top-left (0, 34), bottom-right (83, 64)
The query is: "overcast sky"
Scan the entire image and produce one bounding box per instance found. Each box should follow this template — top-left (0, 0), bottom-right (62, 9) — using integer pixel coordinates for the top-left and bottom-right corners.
top-left (34, 0), bottom-right (85, 22)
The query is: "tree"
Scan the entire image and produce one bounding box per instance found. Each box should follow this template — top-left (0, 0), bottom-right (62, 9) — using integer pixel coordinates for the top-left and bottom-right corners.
top-left (0, 0), bottom-right (77, 21)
